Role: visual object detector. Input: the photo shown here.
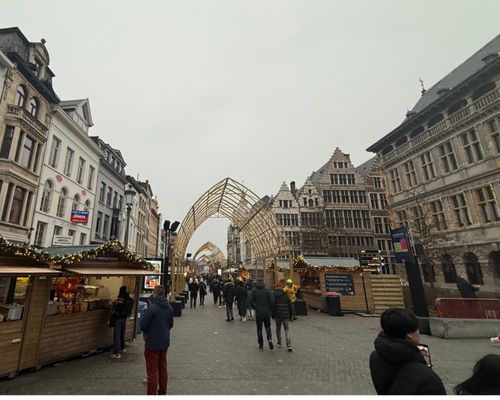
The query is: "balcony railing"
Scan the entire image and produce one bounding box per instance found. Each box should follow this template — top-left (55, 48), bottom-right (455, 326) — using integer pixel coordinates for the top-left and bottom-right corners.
top-left (6, 104), bottom-right (49, 133)
top-left (383, 87), bottom-right (499, 163)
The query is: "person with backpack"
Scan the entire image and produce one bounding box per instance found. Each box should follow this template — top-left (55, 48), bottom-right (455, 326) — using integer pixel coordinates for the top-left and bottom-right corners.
top-left (110, 285), bottom-right (134, 359)
top-left (199, 279), bottom-right (207, 306)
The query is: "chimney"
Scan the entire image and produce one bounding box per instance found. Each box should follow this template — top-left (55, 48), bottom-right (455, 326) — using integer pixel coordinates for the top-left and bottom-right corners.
top-left (290, 181), bottom-right (296, 193)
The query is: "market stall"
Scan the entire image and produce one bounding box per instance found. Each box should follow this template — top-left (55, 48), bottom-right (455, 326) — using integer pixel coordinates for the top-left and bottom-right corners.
top-left (0, 238), bottom-right (60, 378)
top-left (37, 241), bottom-right (159, 366)
top-left (295, 256), bottom-right (375, 313)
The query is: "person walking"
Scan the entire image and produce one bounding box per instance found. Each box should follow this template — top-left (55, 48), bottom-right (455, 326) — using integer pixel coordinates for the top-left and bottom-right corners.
top-left (211, 278), bottom-right (219, 305)
top-left (250, 279), bottom-right (275, 351)
top-left (283, 279), bottom-right (298, 320)
top-left (140, 285), bottom-right (174, 395)
top-left (223, 278), bottom-right (236, 321)
top-left (217, 279), bottom-right (225, 308)
top-left (454, 354), bottom-right (500, 395)
top-left (235, 280), bottom-right (248, 322)
top-left (110, 286), bottom-right (133, 359)
top-left (189, 278), bottom-right (199, 308)
top-left (369, 308), bottom-right (446, 395)
top-left (273, 282), bottom-right (293, 352)
top-left (199, 279), bottom-right (207, 306)
top-left (456, 276), bottom-right (479, 298)
top-left (245, 279), bottom-right (254, 320)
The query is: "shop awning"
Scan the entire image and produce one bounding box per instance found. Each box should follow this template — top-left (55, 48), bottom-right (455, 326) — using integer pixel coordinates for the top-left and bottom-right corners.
top-left (63, 267), bottom-right (161, 276)
top-left (0, 266), bottom-right (61, 275)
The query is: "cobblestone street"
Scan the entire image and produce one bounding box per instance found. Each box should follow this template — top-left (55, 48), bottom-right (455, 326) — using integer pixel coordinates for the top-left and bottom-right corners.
top-left (1, 301), bottom-right (499, 395)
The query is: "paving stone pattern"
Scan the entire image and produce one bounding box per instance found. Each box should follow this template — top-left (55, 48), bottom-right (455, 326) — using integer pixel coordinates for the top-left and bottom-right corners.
top-left (0, 301), bottom-right (499, 395)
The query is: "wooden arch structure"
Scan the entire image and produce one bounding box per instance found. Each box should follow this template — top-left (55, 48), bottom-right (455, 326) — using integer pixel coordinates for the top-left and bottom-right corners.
top-left (172, 177), bottom-right (291, 294)
top-left (193, 241), bottom-right (227, 272)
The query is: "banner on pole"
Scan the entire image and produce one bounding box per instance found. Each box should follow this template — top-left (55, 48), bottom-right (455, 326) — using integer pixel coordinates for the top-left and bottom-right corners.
top-left (390, 227), bottom-right (412, 263)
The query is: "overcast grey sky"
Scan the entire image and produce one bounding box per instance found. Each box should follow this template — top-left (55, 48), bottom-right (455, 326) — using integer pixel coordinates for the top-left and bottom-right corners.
top-left (2, 0), bottom-right (499, 258)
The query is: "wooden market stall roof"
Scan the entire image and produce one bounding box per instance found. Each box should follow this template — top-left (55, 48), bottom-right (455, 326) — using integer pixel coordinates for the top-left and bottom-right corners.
top-left (174, 177), bottom-right (291, 262)
top-left (290, 256), bottom-right (361, 270)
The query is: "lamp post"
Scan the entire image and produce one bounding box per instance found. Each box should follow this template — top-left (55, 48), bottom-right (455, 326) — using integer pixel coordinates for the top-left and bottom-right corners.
top-left (123, 189), bottom-right (136, 249)
top-left (358, 249), bottom-right (370, 314)
top-left (163, 220), bottom-right (179, 296)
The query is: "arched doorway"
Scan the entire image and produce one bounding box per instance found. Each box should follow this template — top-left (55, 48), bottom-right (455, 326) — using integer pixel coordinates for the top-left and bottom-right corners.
top-left (440, 254), bottom-right (457, 283)
top-left (464, 252), bottom-right (483, 285)
top-left (171, 178), bottom-right (291, 294)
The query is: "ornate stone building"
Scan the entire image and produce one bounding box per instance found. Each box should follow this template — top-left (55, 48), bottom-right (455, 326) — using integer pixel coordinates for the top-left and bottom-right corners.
top-left (367, 34), bottom-right (500, 293)
top-left (0, 28), bottom-right (60, 244)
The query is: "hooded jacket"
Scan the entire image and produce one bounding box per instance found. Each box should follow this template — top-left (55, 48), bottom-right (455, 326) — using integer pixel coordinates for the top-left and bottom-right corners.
top-left (140, 295), bottom-right (174, 351)
top-left (273, 288), bottom-right (293, 320)
top-left (369, 332), bottom-right (446, 395)
top-left (250, 281), bottom-right (274, 318)
top-left (223, 281), bottom-right (236, 303)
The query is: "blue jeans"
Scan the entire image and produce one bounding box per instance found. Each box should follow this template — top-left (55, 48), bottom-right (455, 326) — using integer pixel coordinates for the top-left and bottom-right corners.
top-left (113, 317), bottom-right (126, 354)
top-left (256, 316), bottom-right (272, 346)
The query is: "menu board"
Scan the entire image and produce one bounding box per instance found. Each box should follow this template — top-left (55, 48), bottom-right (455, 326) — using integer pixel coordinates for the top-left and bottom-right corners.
top-left (324, 274), bottom-right (355, 295)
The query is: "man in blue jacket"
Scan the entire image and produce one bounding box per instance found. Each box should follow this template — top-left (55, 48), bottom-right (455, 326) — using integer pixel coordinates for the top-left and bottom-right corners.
top-left (140, 285), bottom-right (174, 395)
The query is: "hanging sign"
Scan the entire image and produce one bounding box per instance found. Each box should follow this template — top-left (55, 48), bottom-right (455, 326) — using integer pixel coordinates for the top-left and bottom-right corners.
top-left (70, 210), bottom-right (89, 224)
top-left (390, 227), bottom-right (412, 263)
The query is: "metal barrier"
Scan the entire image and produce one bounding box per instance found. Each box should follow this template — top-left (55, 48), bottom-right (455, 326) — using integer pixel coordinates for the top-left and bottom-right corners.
top-left (435, 298), bottom-right (500, 319)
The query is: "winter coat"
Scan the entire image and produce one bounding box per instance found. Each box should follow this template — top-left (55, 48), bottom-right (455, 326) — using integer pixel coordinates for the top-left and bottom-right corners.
top-left (235, 284), bottom-right (248, 312)
top-left (283, 284), bottom-right (298, 303)
top-left (456, 277), bottom-right (478, 298)
top-left (189, 282), bottom-right (199, 295)
top-left (369, 332), bottom-right (446, 395)
top-left (199, 281), bottom-right (207, 295)
top-left (223, 282), bottom-right (236, 303)
top-left (217, 281), bottom-right (225, 295)
top-left (140, 295), bottom-right (174, 351)
top-left (273, 288), bottom-right (293, 320)
top-left (250, 281), bottom-right (274, 318)
top-left (210, 281), bottom-right (218, 293)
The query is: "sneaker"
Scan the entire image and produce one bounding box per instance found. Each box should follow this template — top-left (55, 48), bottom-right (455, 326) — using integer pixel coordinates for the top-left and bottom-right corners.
top-left (288, 347), bottom-right (292, 352)
top-left (226, 318), bottom-right (230, 322)
top-left (121, 348), bottom-right (127, 353)
top-left (231, 317), bottom-right (234, 321)
top-left (110, 353), bottom-right (121, 359)
top-left (219, 306), bottom-right (222, 309)
top-left (242, 317), bottom-right (246, 322)
top-left (258, 346), bottom-right (264, 351)
top-left (277, 343), bottom-right (282, 347)
top-left (269, 341), bottom-right (274, 350)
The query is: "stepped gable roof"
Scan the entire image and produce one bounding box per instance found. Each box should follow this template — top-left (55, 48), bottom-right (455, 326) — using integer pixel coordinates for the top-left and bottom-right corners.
top-left (410, 34), bottom-right (500, 115)
top-left (357, 155), bottom-right (379, 178)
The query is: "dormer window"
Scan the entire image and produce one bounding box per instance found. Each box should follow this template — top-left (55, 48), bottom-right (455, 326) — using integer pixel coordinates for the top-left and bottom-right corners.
top-left (29, 97), bottom-right (39, 117)
top-left (15, 85), bottom-right (27, 107)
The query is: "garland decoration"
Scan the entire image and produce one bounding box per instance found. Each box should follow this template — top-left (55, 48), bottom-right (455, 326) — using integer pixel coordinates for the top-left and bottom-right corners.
top-left (292, 254), bottom-right (361, 273)
top-left (0, 236), bottom-right (61, 264)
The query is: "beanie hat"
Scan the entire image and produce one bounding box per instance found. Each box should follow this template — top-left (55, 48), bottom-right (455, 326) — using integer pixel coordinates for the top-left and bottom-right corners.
top-left (380, 308), bottom-right (419, 338)
top-left (287, 279), bottom-right (293, 284)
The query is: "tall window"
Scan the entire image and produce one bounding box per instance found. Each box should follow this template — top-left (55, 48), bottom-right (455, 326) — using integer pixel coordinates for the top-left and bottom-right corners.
top-left (14, 85), bottom-right (26, 107)
top-left (370, 193), bottom-right (380, 209)
top-left (380, 193), bottom-right (387, 209)
top-left (429, 199), bottom-right (447, 231)
top-left (103, 215), bottom-right (110, 239)
top-left (56, 188), bottom-right (68, 218)
top-left (87, 166), bottom-right (95, 191)
top-left (464, 252), bottom-right (483, 285)
top-left (489, 251), bottom-right (500, 280)
top-left (438, 141), bottom-right (458, 173)
top-left (106, 187), bottom-right (113, 206)
top-left (40, 180), bottom-right (53, 213)
top-left (96, 211), bottom-right (103, 237)
top-left (0, 126), bottom-right (15, 159)
top-left (397, 210), bottom-right (408, 228)
top-left (9, 187), bottom-right (26, 224)
top-left (374, 217), bottom-right (383, 233)
top-left (373, 177), bottom-right (384, 188)
top-left (476, 185), bottom-right (499, 223)
top-left (76, 157), bottom-right (85, 183)
top-left (68, 230), bottom-right (75, 244)
top-left (389, 168), bottom-right (401, 193)
top-left (48, 136), bottom-right (61, 168)
top-left (450, 193), bottom-right (471, 227)
top-left (79, 233), bottom-right (87, 246)
top-left (420, 151), bottom-right (436, 181)
top-left (462, 129), bottom-right (483, 164)
top-left (72, 194), bottom-right (80, 212)
top-left (441, 254), bottom-right (457, 283)
top-left (20, 136), bottom-right (34, 169)
top-left (28, 97), bottom-right (39, 117)
top-left (84, 200), bottom-right (91, 226)
top-left (99, 182), bottom-right (106, 202)
top-left (34, 221), bottom-right (47, 247)
top-left (63, 147), bottom-right (74, 176)
top-left (486, 118), bottom-right (500, 153)
top-left (403, 160), bottom-right (418, 187)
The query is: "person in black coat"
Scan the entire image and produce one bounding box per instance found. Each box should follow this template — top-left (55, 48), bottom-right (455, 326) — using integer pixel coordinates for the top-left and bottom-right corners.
top-left (223, 279), bottom-right (236, 321)
top-left (369, 308), bottom-right (446, 395)
top-left (273, 283), bottom-right (293, 351)
top-left (235, 280), bottom-right (248, 321)
top-left (210, 279), bottom-right (219, 305)
top-left (456, 276), bottom-right (479, 298)
top-left (110, 285), bottom-right (132, 359)
top-left (217, 280), bottom-right (225, 308)
top-left (454, 354), bottom-right (500, 395)
top-left (199, 279), bottom-right (207, 306)
top-left (188, 278), bottom-right (199, 308)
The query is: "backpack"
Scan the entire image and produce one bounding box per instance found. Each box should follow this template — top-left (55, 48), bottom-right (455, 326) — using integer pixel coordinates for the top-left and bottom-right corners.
top-left (124, 296), bottom-right (134, 317)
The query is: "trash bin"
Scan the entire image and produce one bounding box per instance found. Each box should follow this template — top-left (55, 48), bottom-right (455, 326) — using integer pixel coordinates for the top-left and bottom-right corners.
top-left (326, 295), bottom-right (343, 316)
top-left (136, 300), bottom-right (148, 334)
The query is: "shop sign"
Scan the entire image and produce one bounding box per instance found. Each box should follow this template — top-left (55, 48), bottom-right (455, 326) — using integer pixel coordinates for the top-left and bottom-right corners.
top-left (325, 274), bottom-right (355, 295)
top-left (144, 259), bottom-right (162, 290)
top-left (70, 210), bottom-right (89, 224)
top-left (53, 235), bottom-right (73, 246)
top-left (390, 227), bottom-right (412, 263)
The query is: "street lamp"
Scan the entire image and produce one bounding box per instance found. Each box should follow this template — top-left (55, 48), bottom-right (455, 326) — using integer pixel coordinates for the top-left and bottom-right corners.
top-left (358, 249), bottom-right (371, 314)
top-left (123, 189), bottom-right (136, 249)
top-left (163, 220), bottom-right (180, 295)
